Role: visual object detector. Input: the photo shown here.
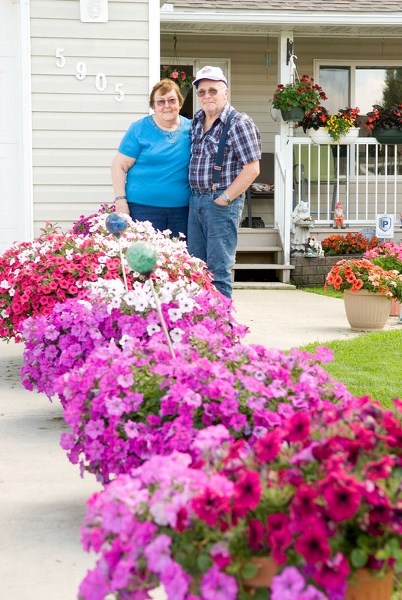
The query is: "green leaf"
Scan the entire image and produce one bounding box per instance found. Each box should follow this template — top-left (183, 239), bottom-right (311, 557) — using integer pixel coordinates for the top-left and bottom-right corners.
top-left (196, 553), bottom-right (212, 573)
top-left (241, 561), bottom-right (259, 580)
top-left (350, 548), bottom-right (368, 568)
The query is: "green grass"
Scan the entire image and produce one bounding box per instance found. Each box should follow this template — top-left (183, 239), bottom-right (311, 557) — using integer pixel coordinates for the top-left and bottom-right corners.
top-left (299, 330), bottom-right (402, 408)
top-left (298, 285), bottom-right (401, 408)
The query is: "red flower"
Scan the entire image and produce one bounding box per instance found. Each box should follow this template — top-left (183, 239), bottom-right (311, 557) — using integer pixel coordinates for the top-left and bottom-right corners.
top-left (322, 474), bottom-right (362, 522)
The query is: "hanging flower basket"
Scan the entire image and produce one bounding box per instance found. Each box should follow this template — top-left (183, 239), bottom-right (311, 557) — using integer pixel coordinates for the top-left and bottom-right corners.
top-left (281, 106), bottom-right (305, 122)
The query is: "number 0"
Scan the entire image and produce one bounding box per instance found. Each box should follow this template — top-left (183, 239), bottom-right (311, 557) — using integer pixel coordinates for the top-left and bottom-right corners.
top-left (95, 73), bottom-right (107, 91)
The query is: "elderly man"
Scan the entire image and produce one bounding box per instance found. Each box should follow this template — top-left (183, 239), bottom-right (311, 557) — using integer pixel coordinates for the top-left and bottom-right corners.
top-left (188, 66), bottom-right (261, 298)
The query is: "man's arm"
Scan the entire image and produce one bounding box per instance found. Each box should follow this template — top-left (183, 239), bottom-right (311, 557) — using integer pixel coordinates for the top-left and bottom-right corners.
top-left (215, 160), bottom-right (260, 206)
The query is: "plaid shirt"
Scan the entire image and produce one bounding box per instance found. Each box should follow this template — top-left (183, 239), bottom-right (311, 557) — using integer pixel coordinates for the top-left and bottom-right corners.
top-left (189, 103), bottom-right (261, 190)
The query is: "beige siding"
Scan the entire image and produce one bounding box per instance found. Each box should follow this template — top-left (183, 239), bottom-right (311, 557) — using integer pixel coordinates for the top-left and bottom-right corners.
top-left (30, 0), bottom-right (150, 236)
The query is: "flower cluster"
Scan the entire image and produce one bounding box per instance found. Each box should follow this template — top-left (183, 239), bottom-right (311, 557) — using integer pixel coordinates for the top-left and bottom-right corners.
top-left (54, 331), bottom-right (347, 482)
top-left (365, 104), bottom-right (402, 131)
top-left (20, 287), bottom-right (245, 402)
top-left (0, 208), bottom-right (214, 341)
top-left (325, 257), bottom-right (402, 300)
top-left (321, 233), bottom-right (377, 256)
top-left (272, 75), bottom-right (327, 112)
top-left (160, 65), bottom-right (194, 92)
top-left (364, 241), bottom-right (402, 274)
top-left (298, 106), bottom-right (360, 142)
top-left (79, 395), bottom-right (402, 600)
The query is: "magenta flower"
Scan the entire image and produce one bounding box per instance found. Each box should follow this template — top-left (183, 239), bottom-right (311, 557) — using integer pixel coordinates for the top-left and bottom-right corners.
top-left (294, 523), bottom-right (331, 566)
top-left (322, 474), bottom-right (362, 522)
top-left (200, 565), bottom-right (237, 600)
top-left (233, 469), bottom-right (262, 513)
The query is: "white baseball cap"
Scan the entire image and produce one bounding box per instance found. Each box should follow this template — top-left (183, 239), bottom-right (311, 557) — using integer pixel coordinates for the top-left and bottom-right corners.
top-left (193, 66), bottom-right (228, 88)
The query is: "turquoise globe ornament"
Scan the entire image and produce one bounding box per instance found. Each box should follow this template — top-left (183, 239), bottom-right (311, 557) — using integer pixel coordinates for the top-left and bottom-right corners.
top-left (126, 242), bottom-right (158, 277)
top-left (105, 213), bottom-right (128, 239)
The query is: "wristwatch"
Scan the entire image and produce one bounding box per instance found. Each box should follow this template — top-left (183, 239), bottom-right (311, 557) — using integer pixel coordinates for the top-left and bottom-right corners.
top-left (221, 191), bottom-right (232, 205)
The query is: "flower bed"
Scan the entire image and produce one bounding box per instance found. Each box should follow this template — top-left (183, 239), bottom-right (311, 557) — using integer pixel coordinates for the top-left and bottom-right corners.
top-left (54, 334), bottom-right (348, 483)
top-left (0, 208), bottom-right (214, 341)
top-left (21, 287), bottom-right (245, 400)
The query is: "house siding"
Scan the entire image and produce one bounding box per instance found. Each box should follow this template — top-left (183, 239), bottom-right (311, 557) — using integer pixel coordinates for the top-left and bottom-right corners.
top-left (30, 0), bottom-right (150, 236)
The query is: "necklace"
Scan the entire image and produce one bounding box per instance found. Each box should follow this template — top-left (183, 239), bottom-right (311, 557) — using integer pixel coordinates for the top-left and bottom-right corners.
top-left (152, 116), bottom-right (182, 144)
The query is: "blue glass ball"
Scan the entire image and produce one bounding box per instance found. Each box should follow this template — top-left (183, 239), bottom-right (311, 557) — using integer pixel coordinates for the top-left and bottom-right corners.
top-left (126, 242), bottom-right (157, 275)
top-left (105, 213), bottom-right (128, 238)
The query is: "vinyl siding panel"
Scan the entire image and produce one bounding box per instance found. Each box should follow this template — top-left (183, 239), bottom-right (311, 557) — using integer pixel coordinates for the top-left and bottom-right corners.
top-left (30, 0), bottom-right (150, 236)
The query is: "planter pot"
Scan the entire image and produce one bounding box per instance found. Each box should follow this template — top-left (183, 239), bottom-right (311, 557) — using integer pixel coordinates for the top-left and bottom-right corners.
top-left (372, 127), bottom-right (402, 144)
top-left (345, 568), bottom-right (394, 600)
top-left (243, 559), bottom-right (393, 600)
top-left (308, 126), bottom-right (360, 145)
top-left (281, 107), bottom-right (305, 122)
top-left (343, 289), bottom-right (391, 331)
top-left (243, 556), bottom-right (279, 589)
top-left (389, 298), bottom-right (401, 317)
top-left (180, 84), bottom-right (191, 101)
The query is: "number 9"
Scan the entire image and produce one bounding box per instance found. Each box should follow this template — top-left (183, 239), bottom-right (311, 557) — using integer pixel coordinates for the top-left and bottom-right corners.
top-left (75, 62), bottom-right (87, 80)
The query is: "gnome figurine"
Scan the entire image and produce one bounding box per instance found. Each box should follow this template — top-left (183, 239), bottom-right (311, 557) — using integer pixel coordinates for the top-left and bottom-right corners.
top-left (334, 202), bottom-right (345, 229)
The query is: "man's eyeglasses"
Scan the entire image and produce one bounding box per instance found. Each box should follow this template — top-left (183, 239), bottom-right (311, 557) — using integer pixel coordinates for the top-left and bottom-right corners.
top-left (155, 98), bottom-right (178, 107)
top-left (196, 87), bottom-right (225, 98)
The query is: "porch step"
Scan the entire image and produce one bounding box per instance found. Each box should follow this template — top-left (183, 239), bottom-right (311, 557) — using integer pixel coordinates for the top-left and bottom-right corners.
top-left (236, 245), bottom-right (282, 252)
top-left (233, 263), bottom-right (295, 270)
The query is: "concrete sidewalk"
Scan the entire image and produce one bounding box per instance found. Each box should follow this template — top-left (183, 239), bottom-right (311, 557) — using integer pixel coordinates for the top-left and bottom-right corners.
top-left (0, 289), bottom-right (400, 599)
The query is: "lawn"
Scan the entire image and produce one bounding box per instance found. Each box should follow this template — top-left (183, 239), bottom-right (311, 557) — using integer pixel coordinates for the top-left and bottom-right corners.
top-left (298, 286), bottom-right (401, 408)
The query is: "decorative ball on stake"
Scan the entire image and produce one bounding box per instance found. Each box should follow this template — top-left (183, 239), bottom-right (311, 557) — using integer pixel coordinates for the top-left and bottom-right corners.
top-left (105, 213), bottom-right (128, 239)
top-left (126, 242), bottom-right (175, 359)
top-left (105, 213), bottom-right (130, 292)
top-left (126, 242), bottom-right (158, 278)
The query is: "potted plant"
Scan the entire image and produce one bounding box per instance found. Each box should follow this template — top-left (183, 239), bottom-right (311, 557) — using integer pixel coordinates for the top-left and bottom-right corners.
top-left (325, 257), bottom-right (402, 330)
top-left (161, 65), bottom-right (194, 97)
top-left (298, 106), bottom-right (361, 144)
top-left (364, 241), bottom-right (402, 316)
top-left (321, 232), bottom-right (378, 256)
top-left (79, 395), bottom-right (402, 600)
top-left (272, 74), bottom-right (327, 122)
top-left (365, 104), bottom-right (402, 144)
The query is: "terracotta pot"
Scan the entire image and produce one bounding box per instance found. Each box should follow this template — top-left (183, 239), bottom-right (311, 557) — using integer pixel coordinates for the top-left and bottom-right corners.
top-left (343, 289), bottom-right (391, 331)
top-left (345, 568), bottom-right (394, 600)
top-left (243, 556), bottom-right (279, 589)
top-left (389, 298), bottom-right (401, 317)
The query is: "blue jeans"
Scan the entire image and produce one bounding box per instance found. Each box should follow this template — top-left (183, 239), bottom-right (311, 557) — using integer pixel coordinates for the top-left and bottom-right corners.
top-left (187, 190), bottom-right (245, 298)
top-left (128, 203), bottom-right (189, 238)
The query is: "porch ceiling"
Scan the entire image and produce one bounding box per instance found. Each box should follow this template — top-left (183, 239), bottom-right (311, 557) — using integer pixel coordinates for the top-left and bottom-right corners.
top-left (160, 3), bottom-right (402, 37)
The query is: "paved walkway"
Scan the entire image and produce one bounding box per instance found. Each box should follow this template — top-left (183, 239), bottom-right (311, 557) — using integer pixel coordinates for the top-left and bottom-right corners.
top-left (0, 289), bottom-right (400, 599)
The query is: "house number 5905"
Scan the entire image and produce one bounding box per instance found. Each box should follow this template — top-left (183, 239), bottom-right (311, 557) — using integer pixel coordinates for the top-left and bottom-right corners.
top-left (54, 49), bottom-right (125, 101)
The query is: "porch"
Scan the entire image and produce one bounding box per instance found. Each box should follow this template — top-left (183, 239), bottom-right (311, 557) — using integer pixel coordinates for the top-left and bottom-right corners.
top-left (235, 135), bottom-right (402, 283)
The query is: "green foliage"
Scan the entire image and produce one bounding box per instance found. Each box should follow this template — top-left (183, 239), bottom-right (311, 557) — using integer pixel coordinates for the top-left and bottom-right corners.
top-left (299, 330), bottom-right (402, 408)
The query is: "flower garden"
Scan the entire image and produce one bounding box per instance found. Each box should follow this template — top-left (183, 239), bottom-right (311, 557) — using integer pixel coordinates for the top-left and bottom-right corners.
top-left (1, 206), bottom-right (401, 600)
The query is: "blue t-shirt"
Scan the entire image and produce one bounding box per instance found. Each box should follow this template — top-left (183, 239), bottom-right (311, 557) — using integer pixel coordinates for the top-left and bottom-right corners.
top-left (118, 115), bottom-right (191, 208)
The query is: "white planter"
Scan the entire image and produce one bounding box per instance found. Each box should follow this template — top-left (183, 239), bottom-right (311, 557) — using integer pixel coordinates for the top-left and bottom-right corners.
top-left (308, 127), bottom-right (360, 145)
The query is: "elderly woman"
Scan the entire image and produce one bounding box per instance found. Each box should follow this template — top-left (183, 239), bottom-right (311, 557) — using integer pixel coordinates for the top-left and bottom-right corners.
top-left (111, 79), bottom-right (191, 238)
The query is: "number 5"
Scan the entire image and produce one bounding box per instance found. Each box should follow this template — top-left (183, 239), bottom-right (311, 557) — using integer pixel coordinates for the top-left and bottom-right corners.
top-left (56, 48), bottom-right (66, 68)
top-left (114, 83), bottom-right (125, 102)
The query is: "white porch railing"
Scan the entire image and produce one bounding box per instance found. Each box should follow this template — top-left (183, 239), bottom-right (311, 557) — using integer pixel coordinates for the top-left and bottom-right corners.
top-left (290, 135), bottom-right (402, 226)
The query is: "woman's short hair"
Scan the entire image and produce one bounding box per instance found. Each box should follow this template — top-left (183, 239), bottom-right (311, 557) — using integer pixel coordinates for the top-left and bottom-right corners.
top-left (150, 79), bottom-right (184, 108)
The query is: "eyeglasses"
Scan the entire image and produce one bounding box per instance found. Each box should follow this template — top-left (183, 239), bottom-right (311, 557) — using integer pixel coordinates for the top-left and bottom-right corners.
top-left (196, 87), bottom-right (225, 98)
top-left (155, 98), bottom-right (178, 107)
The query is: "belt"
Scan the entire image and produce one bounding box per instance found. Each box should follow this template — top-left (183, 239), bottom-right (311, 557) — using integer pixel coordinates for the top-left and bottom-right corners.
top-left (191, 187), bottom-right (225, 193)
